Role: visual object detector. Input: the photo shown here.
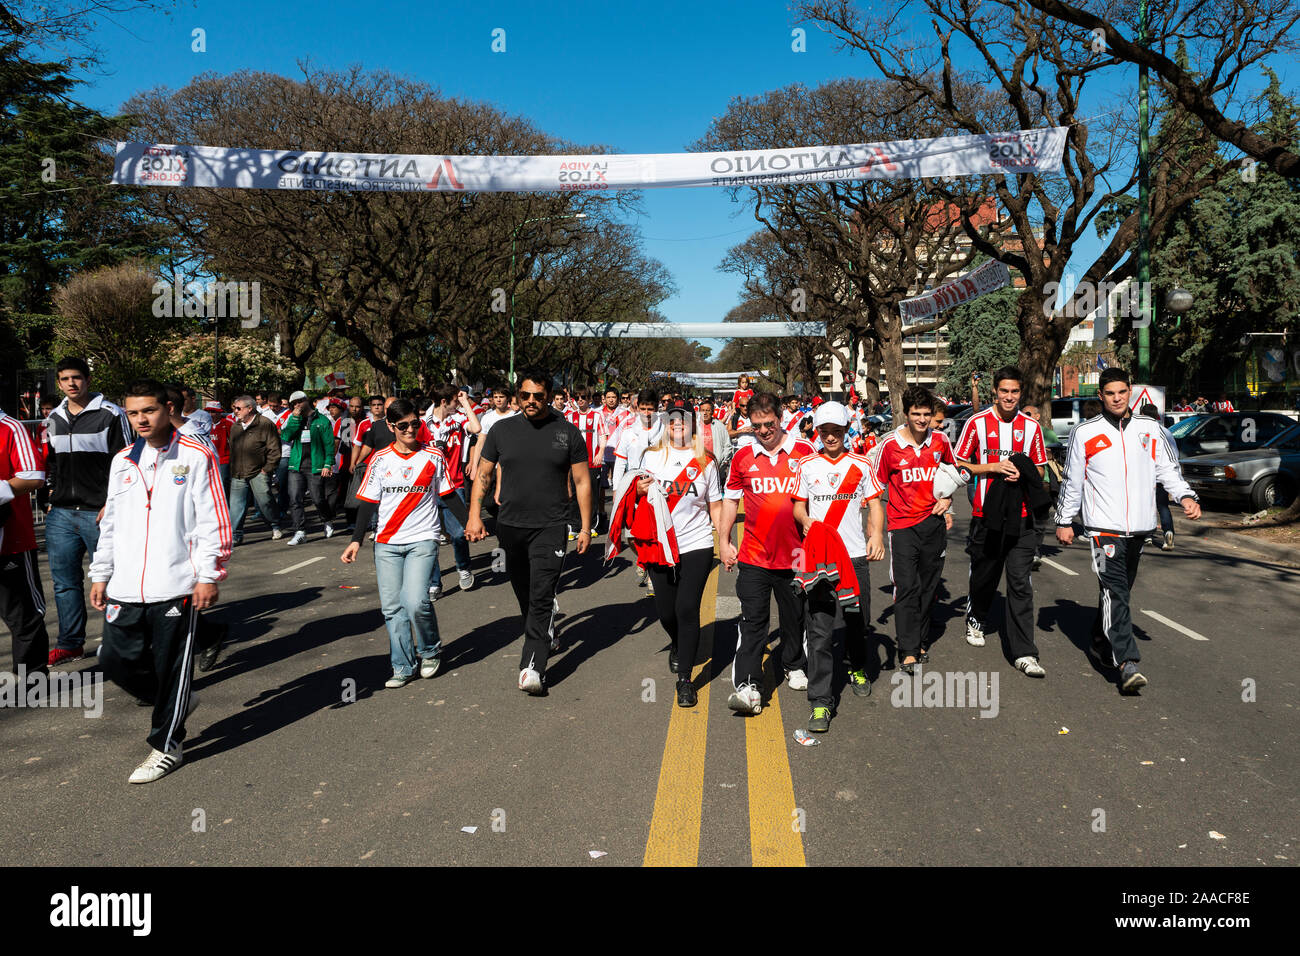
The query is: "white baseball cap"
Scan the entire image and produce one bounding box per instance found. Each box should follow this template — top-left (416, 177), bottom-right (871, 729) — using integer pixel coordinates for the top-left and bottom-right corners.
top-left (813, 401), bottom-right (850, 428)
top-left (288, 390), bottom-right (308, 403)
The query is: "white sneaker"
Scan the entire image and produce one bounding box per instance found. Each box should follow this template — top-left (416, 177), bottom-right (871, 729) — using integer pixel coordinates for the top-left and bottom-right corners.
top-left (128, 745), bottom-right (183, 784)
top-left (1015, 655), bottom-right (1046, 678)
top-left (1162, 531), bottom-right (1174, 551)
top-left (965, 620), bottom-right (986, 647)
top-left (518, 667), bottom-right (544, 695)
top-left (287, 530), bottom-right (306, 546)
top-left (727, 683), bottom-right (762, 715)
top-left (271, 528), bottom-right (284, 540)
top-left (323, 523), bottom-right (335, 539)
top-left (419, 657), bottom-right (441, 679)
top-left (786, 669), bottom-right (809, 691)
top-left (567, 527), bottom-right (577, 541)
top-left (458, 569), bottom-right (474, 591)
top-left (645, 576), bottom-right (656, 597)
top-left (635, 564), bottom-right (647, 586)
top-left (385, 672), bottom-right (414, 689)
top-left (428, 584), bottom-right (441, 602)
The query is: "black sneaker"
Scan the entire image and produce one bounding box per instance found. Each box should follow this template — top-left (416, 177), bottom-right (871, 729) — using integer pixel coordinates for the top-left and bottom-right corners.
top-left (847, 668), bottom-right (873, 697)
top-left (197, 621), bottom-right (227, 672)
top-left (808, 707), bottom-right (831, 733)
top-left (1120, 661), bottom-right (1148, 693)
top-left (668, 648), bottom-right (679, 674)
top-left (675, 679), bottom-right (697, 708)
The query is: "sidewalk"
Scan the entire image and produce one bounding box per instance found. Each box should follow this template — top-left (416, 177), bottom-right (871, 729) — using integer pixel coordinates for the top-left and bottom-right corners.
top-left (1172, 512), bottom-right (1299, 567)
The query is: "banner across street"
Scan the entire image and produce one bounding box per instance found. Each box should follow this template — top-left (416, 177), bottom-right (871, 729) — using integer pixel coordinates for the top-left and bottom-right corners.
top-left (111, 127), bottom-right (1068, 194)
top-left (532, 321), bottom-right (825, 338)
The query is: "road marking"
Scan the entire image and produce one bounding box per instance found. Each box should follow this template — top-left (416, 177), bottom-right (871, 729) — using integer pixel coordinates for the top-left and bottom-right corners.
top-left (746, 683), bottom-right (806, 866)
top-left (643, 559), bottom-right (718, 867)
top-left (1140, 609), bottom-right (1208, 642)
top-left (1038, 557), bottom-right (1078, 576)
top-left (275, 556), bottom-right (325, 575)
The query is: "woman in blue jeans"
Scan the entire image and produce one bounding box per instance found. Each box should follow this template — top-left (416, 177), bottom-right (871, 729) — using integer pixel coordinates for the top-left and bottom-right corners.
top-left (340, 400), bottom-right (457, 688)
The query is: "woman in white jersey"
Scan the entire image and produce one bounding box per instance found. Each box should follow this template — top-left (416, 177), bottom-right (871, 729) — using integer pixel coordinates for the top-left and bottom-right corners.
top-left (340, 399), bottom-right (456, 689)
top-left (633, 401), bottom-right (722, 708)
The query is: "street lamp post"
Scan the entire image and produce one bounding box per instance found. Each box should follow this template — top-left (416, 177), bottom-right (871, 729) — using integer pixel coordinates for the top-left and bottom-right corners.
top-left (1137, 0), bottom-right (1152, 381)
top-left (509, 212), bottom-right (586, 386)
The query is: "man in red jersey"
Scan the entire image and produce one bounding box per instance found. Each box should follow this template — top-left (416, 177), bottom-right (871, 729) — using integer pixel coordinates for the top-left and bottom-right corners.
top-left (954, 366), bottom-right (1049, 677)
top-left (874, 385), bottom-right (955, 674)
top-left (719, 392), bottom-right (815, 715)
top-left (566, 388), bottom-right (607, 539)
top-left (0, 402), bottom-right (50, 672)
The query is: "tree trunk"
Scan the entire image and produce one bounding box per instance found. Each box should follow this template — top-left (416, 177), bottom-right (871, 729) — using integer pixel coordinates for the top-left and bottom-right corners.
top-left (874, 305), bottom-right (908, 405)
top-left (1016, 291), bottom-right (1072, 407)
top-left (861, 338), bottom-right (882, 409)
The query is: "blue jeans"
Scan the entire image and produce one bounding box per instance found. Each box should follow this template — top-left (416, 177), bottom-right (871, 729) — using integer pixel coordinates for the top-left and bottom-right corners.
top-left (45, 507), bottom-right (101, 650)
top-left (229, 472), bottom-right (281, 538)
top-left (430, 487), bottom-right (471, 590)
top-left (374, 539), bottom-right (441, 677)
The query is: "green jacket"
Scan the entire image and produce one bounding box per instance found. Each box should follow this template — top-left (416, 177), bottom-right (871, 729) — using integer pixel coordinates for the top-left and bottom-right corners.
top-left (281, 410), bottom-right (335, 474)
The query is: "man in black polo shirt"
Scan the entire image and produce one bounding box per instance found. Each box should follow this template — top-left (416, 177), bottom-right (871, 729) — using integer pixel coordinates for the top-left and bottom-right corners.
top-left (465, 367), bottom-right (591, 695)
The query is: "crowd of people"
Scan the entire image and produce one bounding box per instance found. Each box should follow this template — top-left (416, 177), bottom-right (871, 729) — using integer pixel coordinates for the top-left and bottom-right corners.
top-left (0, 361), bottom-right (1199, 783)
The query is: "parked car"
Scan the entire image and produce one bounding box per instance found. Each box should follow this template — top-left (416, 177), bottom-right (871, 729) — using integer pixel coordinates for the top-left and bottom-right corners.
top-left (1049, 396), bottom-right (1099, 441)
top-left (1166, 412), bottom-right (1296, 458)
top-left (1180, 422), bottom-right (1300, 510)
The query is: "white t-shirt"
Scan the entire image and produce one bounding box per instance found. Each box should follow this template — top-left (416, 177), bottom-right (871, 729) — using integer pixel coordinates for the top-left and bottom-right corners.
top-left (356, 445), bottom-right (454, 545)
top-left (479, 408), bottom-right (518, 438)
top-left (185, 408), bottom-right (213, 434)
top-left (637, 445), bottom-right (721, 554)
top-left (793, 451), bottom-right (884, 558)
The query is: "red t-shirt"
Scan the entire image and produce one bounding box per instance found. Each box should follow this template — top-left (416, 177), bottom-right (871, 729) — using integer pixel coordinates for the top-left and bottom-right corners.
top-left (733, 388), bottom-right (754, 412)
top-left (725, 433), bottom-right (815, 569)
top-left (211, 414), bottom-right (233, 465)
top-left (873, 427), bottom-right (956, 530)
top-left (566, 409), bottom-right (606, 468)
top-left (955, 409), bottom-right (1047, 518)
top-left (0, 412), bottom-right (44, 555)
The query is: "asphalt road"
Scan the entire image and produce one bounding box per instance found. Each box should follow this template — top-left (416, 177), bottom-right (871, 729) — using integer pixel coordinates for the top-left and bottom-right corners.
top-left (1, 498), bottom-right (1296, 867)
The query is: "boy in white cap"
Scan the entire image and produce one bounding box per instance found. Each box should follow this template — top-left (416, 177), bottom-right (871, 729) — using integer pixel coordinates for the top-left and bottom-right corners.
top-left (792, 401), bottom-right (886, 732)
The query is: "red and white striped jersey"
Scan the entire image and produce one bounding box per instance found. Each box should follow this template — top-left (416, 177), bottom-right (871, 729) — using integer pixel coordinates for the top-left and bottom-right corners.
top-left (0, 410), bottom-right (44, 555)
top-left (356, 445), bottom-right (454, 544)
top-left (955, 409), bottom-right (1048, 518)
top-left (597, 406), bottom-right (626, 461)
top-left (566, 408), bottom-right (606, 467)
top-left (424, 412), bottom-right (468, 489)
top-left (793, 451), bottom-right (883, 558)
top-left (873, 427), bottom-right (957, 530)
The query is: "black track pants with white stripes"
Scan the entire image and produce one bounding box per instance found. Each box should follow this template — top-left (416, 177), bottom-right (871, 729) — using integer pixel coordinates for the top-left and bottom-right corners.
top-left (98, 597), bottom-right (197, 752)
top-left (1089, 533), bottom-right (1144, 667)
top-left (0, 550), bottom-right (50, 670)
top-left (496, 523), bottom-right (566, 676)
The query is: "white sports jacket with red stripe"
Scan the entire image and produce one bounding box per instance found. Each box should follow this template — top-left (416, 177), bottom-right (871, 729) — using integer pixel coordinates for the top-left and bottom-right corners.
top-left (1054, 412), bottom-right (1196, 536)
top-left (90, 430), bottom-right (232, 603)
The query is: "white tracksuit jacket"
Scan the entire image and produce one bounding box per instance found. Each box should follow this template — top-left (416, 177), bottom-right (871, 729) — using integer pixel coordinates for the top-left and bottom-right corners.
top-left (1054, 412), bottom-right (1197, 536)
top-left (89, 430), bottom-right (232, 604)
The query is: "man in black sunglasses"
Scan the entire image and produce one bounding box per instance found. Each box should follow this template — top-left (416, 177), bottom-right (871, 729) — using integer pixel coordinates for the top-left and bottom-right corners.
top-left (466, 367), bottom-right (592, 696)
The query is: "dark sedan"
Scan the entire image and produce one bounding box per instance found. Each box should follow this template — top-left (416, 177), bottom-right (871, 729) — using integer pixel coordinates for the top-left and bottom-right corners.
top-left (1167, 412), bottom-right (1296, 459)
top-left (1180, 422), bottom-right (1300, 510)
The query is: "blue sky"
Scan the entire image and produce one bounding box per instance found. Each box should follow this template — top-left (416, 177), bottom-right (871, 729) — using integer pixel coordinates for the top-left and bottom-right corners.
top-left (68, 0), bottom-right (1297, 360)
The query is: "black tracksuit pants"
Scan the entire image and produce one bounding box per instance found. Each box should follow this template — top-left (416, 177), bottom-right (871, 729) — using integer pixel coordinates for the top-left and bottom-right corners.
top-left (98, 595), bottom-right (198, 752)
top-left (805, 554), bottom-right (872, 708)
top-left (646, 548), bottom-right (713, 680)
top-left (496, 523), bottom-right (566, 676)
top-left (733, 562), bottom-right (806, 690)
top-left (0, 550), bottom-right (50, 672)
top-left (888, 513), bottom-right (947, 659)
top-left (965, 515), bottom-right (1041, 661)
top-left (1088, 533), bottom-right (1145, 667)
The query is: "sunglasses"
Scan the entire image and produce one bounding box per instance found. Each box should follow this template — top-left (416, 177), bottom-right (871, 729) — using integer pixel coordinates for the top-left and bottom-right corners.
top-left (518, 390), bottom-right (547, 401)
top-left (392, 420), bottom-right (421, 432)
top-left (751, 420), bottom-right (779, 431)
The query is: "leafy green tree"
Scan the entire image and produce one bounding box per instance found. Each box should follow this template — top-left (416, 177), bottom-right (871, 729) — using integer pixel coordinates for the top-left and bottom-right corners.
top-left (940, 286), bottom-right (1024, 401)
top-left (1150, 69), bottom-right (1300, 396)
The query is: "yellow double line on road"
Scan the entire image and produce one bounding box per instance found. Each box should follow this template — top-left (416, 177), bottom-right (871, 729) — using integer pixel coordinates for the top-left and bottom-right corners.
top-left (643, 546), bottom-right (806, 866)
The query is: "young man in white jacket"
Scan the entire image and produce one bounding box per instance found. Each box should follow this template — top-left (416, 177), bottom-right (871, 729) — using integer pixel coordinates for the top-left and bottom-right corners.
top-left (1054, 368), bottom-right (1200, 693)
top-left (89, 380), bottom-right (232, 783)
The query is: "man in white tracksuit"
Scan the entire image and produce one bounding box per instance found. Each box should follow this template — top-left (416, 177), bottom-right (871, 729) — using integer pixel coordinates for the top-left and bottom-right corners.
top-left (1054, 368), bottom-right (1200, 692)
top-left (90, 379), bottom-right (232, 783)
